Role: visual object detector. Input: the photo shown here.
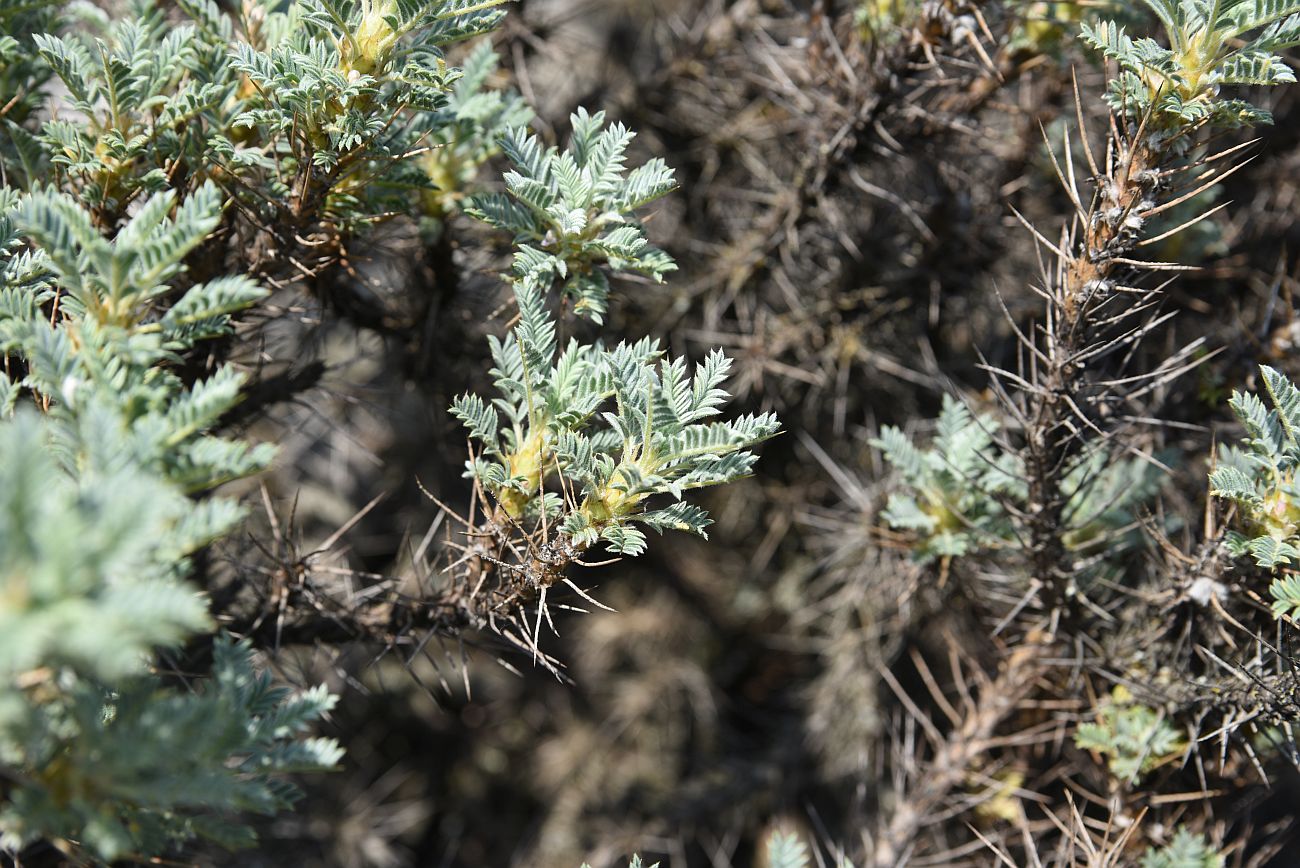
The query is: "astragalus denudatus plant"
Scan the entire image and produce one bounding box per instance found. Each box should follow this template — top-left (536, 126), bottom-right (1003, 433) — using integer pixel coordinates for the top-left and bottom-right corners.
top-left (0, 0), bottom-right (777, 864)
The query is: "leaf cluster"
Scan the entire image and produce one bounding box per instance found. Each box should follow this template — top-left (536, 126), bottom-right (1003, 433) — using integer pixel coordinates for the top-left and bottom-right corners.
top-left (0, 635), bottom-right (340, 861)
top-left (0, 183), bottom-right (273, 490)
top-left (1075, 686), bottom-right (1187, 783)
top-left (31, 7), bottom-right (222, 211)
top-left (0, 0), bottom-right (59, 172)
top-left (1140, 829), bottom-right (1223, 868)
top-left (227, 0), bottom-right (507, 183)
top-left (873, 395), bottom-right (1020, 562)
top-left (874, 396), bottom-right (1164, 564)
top-left (1208, 365), bottom-right (1300, 617)
top-left (419, 41), bottom-right (533, 217)
top-left (453, 280), bottom-right (779, 556)
top-left (6, 0), bottom-right (519, 244)
top-left (0, 179), bottom-right (338, 860)
top-left (765, 831), bottom-right (812, 868)
top-left (1082, 0), bottom-right (1300, 129)
top-left (465, 108), bottom-right (677, 321)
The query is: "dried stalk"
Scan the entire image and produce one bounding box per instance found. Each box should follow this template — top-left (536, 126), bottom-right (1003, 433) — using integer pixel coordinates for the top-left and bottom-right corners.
top-left (869, 640), bottom-right (1049, 867)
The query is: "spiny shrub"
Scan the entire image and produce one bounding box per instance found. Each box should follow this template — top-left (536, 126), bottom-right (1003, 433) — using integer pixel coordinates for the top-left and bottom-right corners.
top-left (862, 0), bottom-right (1300, 860)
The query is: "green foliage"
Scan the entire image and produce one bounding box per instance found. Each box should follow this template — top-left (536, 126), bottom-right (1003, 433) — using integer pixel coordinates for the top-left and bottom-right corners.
top-left (0, 162), bottom-right (337, 862)
top-left (32, 8), bottom-right (220, 210)
top-left (1082, 0), bottom-right (1300, 129)
top-left (872, 395), bottom-right (1018, 562)
top-left (1141, 828), bottom-right (1223, 868)
top-left (1, 183), bottom-right (274, 490)
top-left (0, 410), bottom-right (215, 681)
top-left (0, 634), bottom-right (341, 861)
top-left (1208, 365), bottom-right (1300, 616)
top-left (465, 108), bottom-right (677, 321)
top-left (0, 0), bottom-right (59, 182)
top-left (1075, 686), bottom-right (1187, 783)
top-left (1269, 572), bottom-right (1300, 619)
top-left (0, 387), bottom-right (338, 865)
top-left (874, 395), bottom-right (1164, 564)
top-left (420, 41), bottom-right (533, 217)
top-left (766, 830), bottom-right (811, 868)
top-left (453, 280), bottom-right (779, 555)
top-left (222, 0), bottom-right (511, 226)
top-left (1, 0), bottom-right (524, 238)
